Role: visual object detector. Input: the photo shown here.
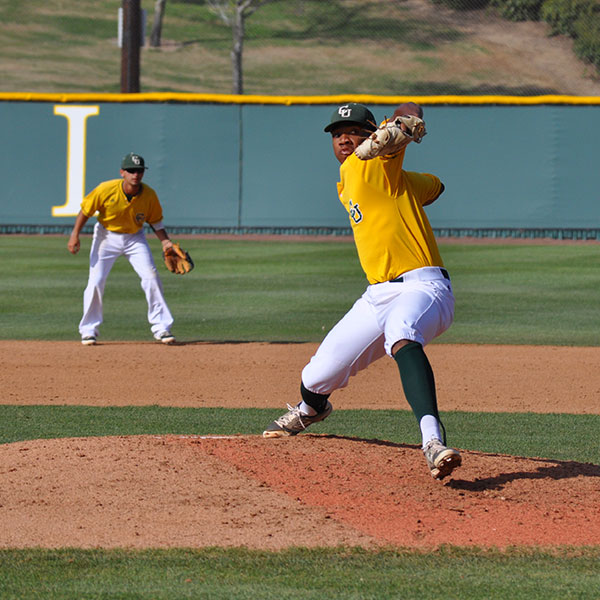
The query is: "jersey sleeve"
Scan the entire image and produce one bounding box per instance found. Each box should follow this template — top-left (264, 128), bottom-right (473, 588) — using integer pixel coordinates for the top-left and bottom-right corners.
top-left (144, 188), bottom-right (164, 224)
top-left (405, 172), bottom-right (443, 206)
top-left (80, 185), bottom-right (103, 217)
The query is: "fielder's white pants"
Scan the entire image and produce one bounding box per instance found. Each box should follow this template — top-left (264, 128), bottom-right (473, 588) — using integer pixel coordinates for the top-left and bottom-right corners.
top-left (302, 266), bottom-right (455, 395)
top-left (79, 222), bottom-right (174, 338)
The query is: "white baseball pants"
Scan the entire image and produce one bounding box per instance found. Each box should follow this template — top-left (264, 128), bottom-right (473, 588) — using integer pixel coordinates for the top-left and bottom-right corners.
top-left (79, 222), bottom-right (174, 338)
top-left (302, 267), bottom-right (455, 395)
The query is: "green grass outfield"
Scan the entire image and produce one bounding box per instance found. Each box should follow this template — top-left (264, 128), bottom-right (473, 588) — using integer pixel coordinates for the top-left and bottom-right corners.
top-left (1, 236), bottom-right (599, 599)
top-left (1, 236), bottom-right (599, 345)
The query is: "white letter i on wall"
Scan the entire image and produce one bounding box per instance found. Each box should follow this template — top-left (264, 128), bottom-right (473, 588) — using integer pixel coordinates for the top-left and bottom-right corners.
top-left (52, 105), bottom-right (99, 216)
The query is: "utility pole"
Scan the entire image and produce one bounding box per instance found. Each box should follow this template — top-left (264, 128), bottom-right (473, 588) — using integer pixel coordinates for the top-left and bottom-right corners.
top-left (121, 0), bottom-right (141, 93)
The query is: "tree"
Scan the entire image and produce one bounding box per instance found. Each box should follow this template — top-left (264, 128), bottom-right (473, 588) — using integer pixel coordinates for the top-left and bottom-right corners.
top-left (150, 0), bottom-right (168, 47)
top-left (207, 0), bottom-right (277, 94)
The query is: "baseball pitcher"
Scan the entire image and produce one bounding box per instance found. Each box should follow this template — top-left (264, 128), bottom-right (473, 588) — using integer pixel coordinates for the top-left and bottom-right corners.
top-left (263, 103), bottom-right (461, 480)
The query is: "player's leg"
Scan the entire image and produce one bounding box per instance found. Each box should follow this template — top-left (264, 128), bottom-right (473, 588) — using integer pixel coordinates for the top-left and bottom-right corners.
top-left (79, 224), bottom-right (120, 343)
top-left (301, 295), bottom-right (387, 399)
top-left (124, 231), bottom-right (174, 342)
top-left (263, 293), bottom-right (386, 438)
top-left (382, 279), bottom-right (460, 478)
top-left (381, 279), bottom-right (454, 435)
top-left (392, 340), bottom-right (441, 437)
top-left (393, 340), bottom-right (461, 479)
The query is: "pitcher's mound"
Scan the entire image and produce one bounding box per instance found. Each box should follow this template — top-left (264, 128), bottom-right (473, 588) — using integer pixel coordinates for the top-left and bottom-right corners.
top-left (1, 434), bottom-right (599, 549)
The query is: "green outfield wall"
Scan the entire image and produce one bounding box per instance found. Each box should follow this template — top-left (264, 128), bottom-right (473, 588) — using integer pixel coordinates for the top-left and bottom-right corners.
top-left (0, 93), bottom-right (598, 237)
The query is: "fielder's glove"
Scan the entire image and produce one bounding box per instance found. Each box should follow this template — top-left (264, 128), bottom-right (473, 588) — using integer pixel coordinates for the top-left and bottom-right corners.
top-left (354, 115), bottom-right (426, 160)
top-left (163, 242), bottom-right (194, 274)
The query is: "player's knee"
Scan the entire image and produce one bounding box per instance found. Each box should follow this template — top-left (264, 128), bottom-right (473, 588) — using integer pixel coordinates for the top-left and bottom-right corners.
top-left (302, 352), bottom-right (351, 394)
top-left (391, 339), bottom-right (415, 356)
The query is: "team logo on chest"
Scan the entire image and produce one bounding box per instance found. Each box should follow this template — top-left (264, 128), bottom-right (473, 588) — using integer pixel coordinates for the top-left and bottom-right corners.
top-left (135, 213), bottom-right (145, 224)
top-left (348, 199), bottom-right (363, 224)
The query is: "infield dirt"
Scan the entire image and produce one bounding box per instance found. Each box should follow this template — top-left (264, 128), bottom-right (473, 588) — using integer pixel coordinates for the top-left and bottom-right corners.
top-left (1, 340), bottom-right (599, 549)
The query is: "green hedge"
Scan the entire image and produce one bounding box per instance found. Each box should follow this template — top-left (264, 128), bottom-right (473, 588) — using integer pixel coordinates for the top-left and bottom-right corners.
top-left (573, 12), bottom-right (600, 68)
top-left (491, 0), bottom-right (545, 21)
top-left (541, 0), bottom-right (598, 35)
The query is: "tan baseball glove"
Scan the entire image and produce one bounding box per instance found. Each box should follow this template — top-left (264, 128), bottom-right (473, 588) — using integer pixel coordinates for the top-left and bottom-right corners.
top-left (163, 242), bottom-right (194, 275)
top-left (354, 115), bottom-right (426, 160)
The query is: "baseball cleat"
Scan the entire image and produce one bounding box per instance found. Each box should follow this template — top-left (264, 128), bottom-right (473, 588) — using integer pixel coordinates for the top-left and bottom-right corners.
top-left (423, 438), bottom-right (462, 480)
top-left (81, 336), bottom-right (97, 346)
top-left (155, 331), bottom-right (176, 344)
top-left (263, 401), bottom-right (333, 438)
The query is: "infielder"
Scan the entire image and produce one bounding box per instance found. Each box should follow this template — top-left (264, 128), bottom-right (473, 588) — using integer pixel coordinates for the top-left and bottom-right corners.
top-left (263, 102), bottom-right (461, 480)
top-left (67, 152), bottom-right (176, 346)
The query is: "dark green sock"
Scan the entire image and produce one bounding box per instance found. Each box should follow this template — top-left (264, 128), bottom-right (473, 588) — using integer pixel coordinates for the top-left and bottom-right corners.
top-left (393, 341), bottom-right (440, 424)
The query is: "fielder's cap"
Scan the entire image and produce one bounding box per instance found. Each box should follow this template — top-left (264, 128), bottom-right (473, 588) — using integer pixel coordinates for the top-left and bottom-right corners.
top-left (324, 103), bottom-right (377, 133)
top-left (121, 152), bottom-right (148, 170)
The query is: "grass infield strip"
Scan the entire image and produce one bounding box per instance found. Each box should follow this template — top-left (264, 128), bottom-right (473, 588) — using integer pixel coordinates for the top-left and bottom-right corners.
top-left (1, 547), bottom-right (600, 600)
top-left (0, 406), bottom-right (598, 466)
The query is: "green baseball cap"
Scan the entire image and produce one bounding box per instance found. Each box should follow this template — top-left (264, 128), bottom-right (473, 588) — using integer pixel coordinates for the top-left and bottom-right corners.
top-left (324, 103), bottom-right (377, 133)
top-left (121, 152), bottom-right (148, 170)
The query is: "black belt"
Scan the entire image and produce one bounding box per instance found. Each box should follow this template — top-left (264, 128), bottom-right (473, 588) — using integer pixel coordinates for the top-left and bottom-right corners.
top-left (390, 267), bottom-right (450, 283)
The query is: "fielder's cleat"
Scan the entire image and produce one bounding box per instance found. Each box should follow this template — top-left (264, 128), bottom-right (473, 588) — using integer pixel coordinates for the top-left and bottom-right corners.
top-left (263, 401), bottom-right (333, 438)
top-left (155, 331), bottom-right (176, 344)
top-left (423, 438), bottom-right (462, 480)
top-left (81, 336), bottom-right (97, 346)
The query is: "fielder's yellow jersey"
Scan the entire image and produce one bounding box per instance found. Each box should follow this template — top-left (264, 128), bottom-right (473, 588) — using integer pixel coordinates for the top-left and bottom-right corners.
top-left (81, 179), bottom-right (163, 234)
top-left (337, 149), bottom-right (444, 284)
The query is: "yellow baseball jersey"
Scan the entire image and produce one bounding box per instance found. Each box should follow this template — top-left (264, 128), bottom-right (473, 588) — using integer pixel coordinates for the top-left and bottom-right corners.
top-left (81, 179), bottom-right (163, 234)
top-left (338, 149), bottom-right (444, 284)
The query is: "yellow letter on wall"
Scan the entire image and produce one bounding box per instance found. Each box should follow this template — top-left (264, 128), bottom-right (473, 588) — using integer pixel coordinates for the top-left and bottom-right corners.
top-left (52, 105), bottom-right (99, 217)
